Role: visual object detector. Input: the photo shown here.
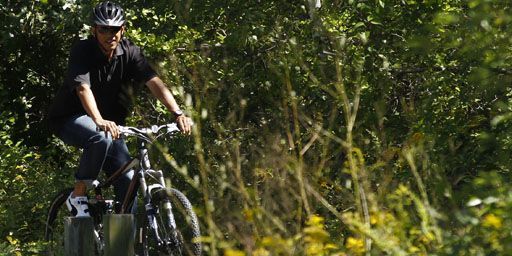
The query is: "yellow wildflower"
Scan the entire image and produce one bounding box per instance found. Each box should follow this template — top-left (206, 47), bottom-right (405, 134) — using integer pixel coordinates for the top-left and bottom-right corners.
top-left (224, 249), bottom-right (245, 256)
top-left (345, 237), bottom-right (365, 254)
top-left (482, 213), bottom-right (502, 229)
top-left (253, 248), bottom-right (270, 256)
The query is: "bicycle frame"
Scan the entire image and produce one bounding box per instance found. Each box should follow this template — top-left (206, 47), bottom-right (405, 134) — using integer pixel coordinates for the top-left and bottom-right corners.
top-left (89, 123), bottom-right (181, 250)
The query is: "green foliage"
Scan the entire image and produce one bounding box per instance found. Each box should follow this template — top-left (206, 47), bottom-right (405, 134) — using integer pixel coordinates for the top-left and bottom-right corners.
top-left (0, 111), bottom-right (74, 253)
top-left (3, 0), bottom-right (512, 255)
top-left (440, 171), bottom-right (512, 255)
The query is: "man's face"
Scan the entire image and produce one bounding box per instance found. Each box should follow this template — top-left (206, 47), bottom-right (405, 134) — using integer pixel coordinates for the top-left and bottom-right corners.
top-left (93, 25), bottom-right (124, 53)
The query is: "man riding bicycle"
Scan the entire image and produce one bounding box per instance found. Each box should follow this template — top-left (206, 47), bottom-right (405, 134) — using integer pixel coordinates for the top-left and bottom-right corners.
top-left (47, 1), bottom-right (191, 217)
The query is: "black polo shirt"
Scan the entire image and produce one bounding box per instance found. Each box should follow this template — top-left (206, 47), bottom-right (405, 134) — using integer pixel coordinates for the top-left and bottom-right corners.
top-left (48, 37), bottom-right (157, 134)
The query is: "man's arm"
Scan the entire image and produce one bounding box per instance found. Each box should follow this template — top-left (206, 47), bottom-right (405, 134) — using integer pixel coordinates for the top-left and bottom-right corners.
top-left (76, 84), bottom-right (120, 138)
top-left (145, 77), bottom-right (191, 134)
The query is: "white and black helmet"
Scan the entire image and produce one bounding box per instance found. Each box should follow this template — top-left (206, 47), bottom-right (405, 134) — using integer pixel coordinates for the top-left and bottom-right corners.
top-left (92, 1), bottom-right (125, 27)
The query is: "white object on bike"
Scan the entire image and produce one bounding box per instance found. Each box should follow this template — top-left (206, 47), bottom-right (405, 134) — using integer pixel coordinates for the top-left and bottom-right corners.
top-left (66, 193), bottom-right (90, 217)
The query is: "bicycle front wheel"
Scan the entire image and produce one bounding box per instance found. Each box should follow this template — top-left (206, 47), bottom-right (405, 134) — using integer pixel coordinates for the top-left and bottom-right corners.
top-left (143, 188), bottom-right (202, 256)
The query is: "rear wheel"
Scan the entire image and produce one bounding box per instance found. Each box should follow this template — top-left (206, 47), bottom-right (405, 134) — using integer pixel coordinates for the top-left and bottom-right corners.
top-left (142, 188), bottom-right (201, 256)
top-left (44, 188), bottom-right (74, 256)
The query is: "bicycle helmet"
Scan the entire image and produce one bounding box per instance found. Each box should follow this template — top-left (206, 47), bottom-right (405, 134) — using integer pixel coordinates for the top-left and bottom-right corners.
top-left (92, 1), bottom-right (125, 27)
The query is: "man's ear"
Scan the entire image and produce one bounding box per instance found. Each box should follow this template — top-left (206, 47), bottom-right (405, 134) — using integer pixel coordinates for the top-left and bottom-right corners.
top-left (90, 26), bottom-right (96, 37)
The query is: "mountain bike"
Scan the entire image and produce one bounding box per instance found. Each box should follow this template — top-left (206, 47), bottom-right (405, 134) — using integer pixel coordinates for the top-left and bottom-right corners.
top-left (44, 123), bottom-right (201, 255)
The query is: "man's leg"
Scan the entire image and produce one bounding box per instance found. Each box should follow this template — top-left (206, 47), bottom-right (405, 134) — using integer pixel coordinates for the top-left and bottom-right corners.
top-left (58, 114), bottom-right (113, 196)
top-left (102, 139), bottom-right (135, 207)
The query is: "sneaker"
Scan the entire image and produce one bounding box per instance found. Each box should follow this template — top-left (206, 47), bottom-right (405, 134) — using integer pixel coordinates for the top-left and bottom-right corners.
top-left (66, 193), bottom-right (90, 217)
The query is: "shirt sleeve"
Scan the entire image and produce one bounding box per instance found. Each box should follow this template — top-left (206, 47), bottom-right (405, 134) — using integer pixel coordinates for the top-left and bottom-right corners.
top-left (129, 44), bottom-right (158, 83)
top-left (64, 41), bottom-right (91, 92)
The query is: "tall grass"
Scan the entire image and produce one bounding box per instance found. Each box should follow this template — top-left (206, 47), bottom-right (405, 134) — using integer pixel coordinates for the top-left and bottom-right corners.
top-left (147, 26), bottom-right (451, 256)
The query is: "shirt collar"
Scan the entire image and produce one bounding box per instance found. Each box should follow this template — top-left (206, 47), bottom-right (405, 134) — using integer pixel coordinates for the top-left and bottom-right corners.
top-left (90, 37), bottom-right (125, 61)
top-left (115, 40), bottom-right (124, 56)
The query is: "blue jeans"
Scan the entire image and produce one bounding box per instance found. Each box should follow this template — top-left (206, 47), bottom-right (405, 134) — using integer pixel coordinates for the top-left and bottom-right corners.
top-left (57, 114), bottom-right (134, 203)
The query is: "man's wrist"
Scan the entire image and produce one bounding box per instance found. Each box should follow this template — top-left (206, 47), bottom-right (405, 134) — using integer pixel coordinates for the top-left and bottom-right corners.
top-left (172, 109), bottom-right (184, 119)
top-left (91, 116), bottom-right (104, 124)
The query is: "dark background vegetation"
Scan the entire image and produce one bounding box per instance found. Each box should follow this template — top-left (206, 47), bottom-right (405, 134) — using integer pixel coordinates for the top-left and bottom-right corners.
top-left (2, 0), bottom-right (512, 255)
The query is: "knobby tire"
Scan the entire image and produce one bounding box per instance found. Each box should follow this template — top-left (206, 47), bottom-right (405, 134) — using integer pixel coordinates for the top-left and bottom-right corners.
top-left (143, 188), bottom-right (201, 256)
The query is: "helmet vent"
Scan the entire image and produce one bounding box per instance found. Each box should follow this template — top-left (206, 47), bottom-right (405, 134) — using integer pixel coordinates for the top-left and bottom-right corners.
top-left (92, 1), bottom-right (125, 27)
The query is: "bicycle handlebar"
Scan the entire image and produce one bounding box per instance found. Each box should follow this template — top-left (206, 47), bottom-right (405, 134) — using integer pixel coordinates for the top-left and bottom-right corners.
top-left (119, 123), bottom-right (180, 135)
top-left (118, 123), bottom-right (181, 142)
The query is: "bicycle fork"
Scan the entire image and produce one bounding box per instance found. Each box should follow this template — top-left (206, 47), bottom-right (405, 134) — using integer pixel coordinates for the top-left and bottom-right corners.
top-left (142, 176), bottom-right (180, 248)
top-left (138, 144), bottom-right (180, 249)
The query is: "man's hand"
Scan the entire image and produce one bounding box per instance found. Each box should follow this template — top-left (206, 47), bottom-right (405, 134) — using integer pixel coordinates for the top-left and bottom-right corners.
top-left (76, 84), bottom-right (120, 139)
top-left (176, 115), bottom-right (192, 135)
top-left (94, 118), bottom-right (120, 139)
